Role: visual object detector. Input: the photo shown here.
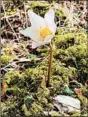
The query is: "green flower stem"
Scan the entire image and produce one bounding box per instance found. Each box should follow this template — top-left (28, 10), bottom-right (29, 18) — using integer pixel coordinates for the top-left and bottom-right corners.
top-left (46, 42), bottom-right (53, 87)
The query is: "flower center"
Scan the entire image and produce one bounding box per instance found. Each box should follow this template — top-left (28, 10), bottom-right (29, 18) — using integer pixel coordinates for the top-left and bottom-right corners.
top-left (39, 27), bottom-right (53, 40)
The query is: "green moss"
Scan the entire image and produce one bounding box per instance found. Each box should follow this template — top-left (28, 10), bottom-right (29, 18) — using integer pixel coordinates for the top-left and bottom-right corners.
top-left (2, 46), bottom-right (13, 55)
top-left (55, 9), bottom-right (67, 17)
top-left (50, 111), bottom-right (60, 117)
top-left (2, 28), bottom-right (87, 116)
top-left (3, 70), bottom-right (22, 84)
top-left (22, 102), bottom-right (43, 116)
top-left (1, 1), bottom-right (88, 116)
top-left (1, 45), bottom-right (16, 65)
top-left (78, 95), bottom-right (87, 107)
top-left (22, 104), bottom-right (31, 116)
top-left (36, 87), bottom-right (50, 102)
top-left (27, 1), bottom-right (49, 16)
top-left (1, 55), bottom-right (13, 65)
top-left (30, 102), bottom-right (43, 114)
top-left (7, 10), bottom-right (18, 15)
top-left (67, 44), bottom-right (87, 58)
top-left (71, 112), bottom-right (80, 116)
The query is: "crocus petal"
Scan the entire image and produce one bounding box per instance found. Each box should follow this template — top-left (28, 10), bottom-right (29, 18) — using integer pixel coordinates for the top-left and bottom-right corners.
top-left (20, 9), bottom-right (57, 49)
top-left (44, 35), bottom-right (54, 43)
top-left (45, 8), bottom-right (55, 23)
top-left (32, 41), bottom-right (40, 49)
top-left (46, 24), bottom-right (56, 34)
top-left (28, 10), bottom-right (46, 29)
top-left (20, 27), bottom-right (39, 42)
top-left (44, 8), bottom-right (56, 33)
top-left (32, 41), bottom-right (45, 49)
top-left (32, 38), bottom-right (51, 48)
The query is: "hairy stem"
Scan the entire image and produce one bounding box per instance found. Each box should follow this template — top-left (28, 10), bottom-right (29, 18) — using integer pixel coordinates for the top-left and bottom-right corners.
top-left (46, 42), bottom-right (53, 87)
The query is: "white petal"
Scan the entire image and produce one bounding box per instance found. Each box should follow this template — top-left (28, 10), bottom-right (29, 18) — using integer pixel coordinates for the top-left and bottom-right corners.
top-left (45, 8), bottom-right (55, 23)
top-left (32, 41), bottom-right (45, 48)
top-left (44, 35), bottom-right (54, 43)
top-left (44, 8), bottom-right (56, 33)
top-left (20, 27), bottom-right (39, 42)
top-left (32, 38), bottom-right (51, 48)
top-left (28, 10), bottom-right (46, 29)
top-left (46, 24), bottom-right (56, 34)
top-left (32, 41), bottom-right (40, 49)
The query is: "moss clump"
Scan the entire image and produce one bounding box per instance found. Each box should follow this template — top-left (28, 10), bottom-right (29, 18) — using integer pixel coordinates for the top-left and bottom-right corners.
top-left (2, 28), bottom-right (87, 116)
top-left (55, 9), bottom-right (67, 17)
top-left (1, 55), bottom-right (13, 65)
top-left (71, 112), bottom-right (80, 116)
top-left (27, 1), bottom-right (49, 16)
top-left (1, 45), bottom-right (16, 66)
top-left (50, 111), bottom-right (60, 117)
top-left (22, 102), bottom-right (43, 116)
top-left (1, 1), bottom-right (88, 116)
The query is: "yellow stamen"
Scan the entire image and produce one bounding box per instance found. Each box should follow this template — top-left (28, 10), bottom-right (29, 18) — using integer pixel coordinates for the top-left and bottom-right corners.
top-left (39, 27), bottom-right (52, 40)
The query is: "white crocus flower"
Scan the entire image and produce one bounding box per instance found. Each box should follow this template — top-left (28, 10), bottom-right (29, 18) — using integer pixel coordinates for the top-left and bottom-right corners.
top-left (20, 8), bottom-right (56, 48)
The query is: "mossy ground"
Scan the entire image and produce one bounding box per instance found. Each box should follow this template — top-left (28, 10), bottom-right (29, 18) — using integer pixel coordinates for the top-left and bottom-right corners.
top-left (1, 1), bottom-right (88, 117)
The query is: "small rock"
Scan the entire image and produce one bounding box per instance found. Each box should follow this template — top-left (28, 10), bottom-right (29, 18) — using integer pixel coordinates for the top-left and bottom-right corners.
top-left (53, 95), bottom-right (80, 114)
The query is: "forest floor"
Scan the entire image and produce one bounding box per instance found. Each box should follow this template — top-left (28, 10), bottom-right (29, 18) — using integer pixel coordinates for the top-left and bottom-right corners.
top-left (1, 0), bottom-right (88, 117)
